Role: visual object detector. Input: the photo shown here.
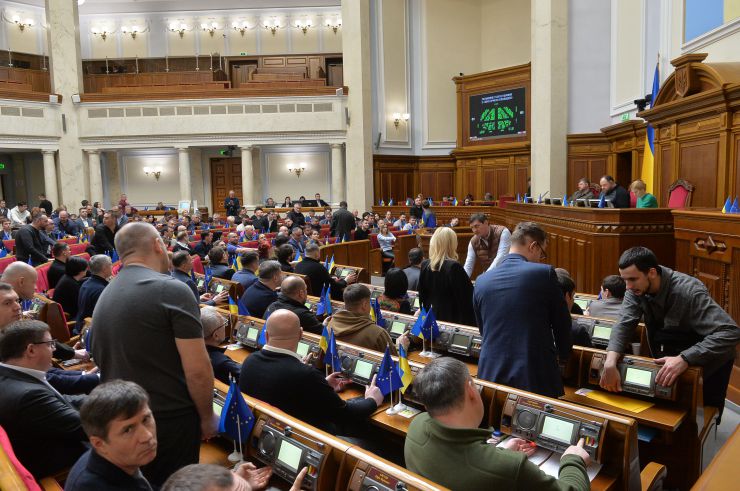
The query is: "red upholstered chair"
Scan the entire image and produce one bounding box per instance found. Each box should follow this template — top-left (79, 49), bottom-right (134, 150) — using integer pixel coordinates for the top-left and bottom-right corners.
top-left (68, 243), bottom-right (88, 255)
top-left (3, 240), bottom-right (15, 254)
top-left (35, 263), bottom-right (51, 293)
top-left (630, 191), bottom-right (637, 208)
top-left (667, 179), bottom-right (694, 209)
top-left (0, 256), bottom-right (16, 274)
top-left (192, 255), bottom-right (205, 275)
top-left (75, 252), bottom-right (91, 262)
top-left (112, 262), bottom-right (122, 276)
top-left (0, 424), bottom-right (43, 491)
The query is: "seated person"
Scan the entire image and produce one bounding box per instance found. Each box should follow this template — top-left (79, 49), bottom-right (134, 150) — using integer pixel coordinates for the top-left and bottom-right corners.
top-left (239, 260), bottom-right (282, 319)
top-left (52, 256), bottom-right (89, 320)
top-left (401, 216), bottom-right (419, 231)
top-left (231, 251), bottom-right (260, 290)
top-left (586, 275), bottom-right (626, 320)
top-left (630, 179), bottom-right (658, 208)
top-left (65, 380), bottom-right (157, 491)
top-left (265, 275), bottom-right (323, 335)
top-left (403, 248), bottom-right (423, 291)
top-left (295, 243), bottom-right (357, 298)
top-left (448, 217), bottom-right (460, 227)
top-left (378, 268), bottom-right (412, 314)
top-left (405, 357), bottom-right (590, 491)
top-left (171, 231), bottom-right (194, 254)
top-left (288, 227), bottom-right (307, 256)
top-left (75, 254), bottom-right (112, 333)
top-left (353, 219), bottom-right (371, 241)
top-left (328, 284), bottom-right (407, 355)
top-left (207, 246), bottom-right (234, 280)
top-left (48, 242), bottom-right (71, 290)
top-left (201, 307), bottom-right (241, 385)
top-left (193, 231), bottom-right (214, 260)
top-left (275, 244), bottom-right (295, 273)
top-left (393, 213), bottom-right (408, 229)
top-left (555, 269), bottom-right (592, 347)
top-left (0, 320), bottom-right (88, 478)
top-left (571, 177), bottom-right (593, 201)
top-left (164, 463), bottom-right (304, 491)
top-left (171, 251), bottom-right (227, 306)
top-left (239, 309), bottom-right (383, 435)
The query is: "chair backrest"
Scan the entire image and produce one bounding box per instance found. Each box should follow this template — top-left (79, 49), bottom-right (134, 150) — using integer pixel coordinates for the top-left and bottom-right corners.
top-left (35, 263), bottom-right (51, 293)
top-left (0, 256), bottom-right (16, 274)
top-left (3, 240), bottom-right (15, 254)
top-left (629, 191), bottom-right (637, 208)
top-left (0, 425), bottom-right (42, 491)
top-left (191, 254), bottom-right (205, 275)
top-left (68, 243), bottom-right (88, 255)
top-left (667, 179), bottom-right (694, 208)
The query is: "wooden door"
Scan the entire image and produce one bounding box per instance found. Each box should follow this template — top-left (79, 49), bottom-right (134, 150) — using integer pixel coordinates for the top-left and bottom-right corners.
top-left (210, 158), bottom-right (243, 214)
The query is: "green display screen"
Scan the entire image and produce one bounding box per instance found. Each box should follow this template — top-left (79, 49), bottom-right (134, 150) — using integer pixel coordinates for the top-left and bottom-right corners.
top-left (353, 359), bottom-right (374, 379)
top-left (246, 327), bottom-right (258, 341)
top-left (574, 298), bottom-right (590, 309)
top-left (390, 321), bottom-right (406, 335)
top-left (412, 298), bottom-right (420, 308)
top-left (469, 87), bottom-right (526, 140)
top-left (340, 269), bottom-right (351, 278)
top-left (592, 325), bottom-right (612, 340)
top-left (277, 440), bottom-right (302, 471)
top-left (296, 341), bottom-right (310, 357)
top-left (215, 284), bottom-right (225, 293)
top-left (213, 401), bottom-right (222, 417)
top-left (625, 367), bottom-right (652, 387)
top-left (541, 416), bottom-right (574, 443)
top-left (197, 279), bottom-right (204, 288)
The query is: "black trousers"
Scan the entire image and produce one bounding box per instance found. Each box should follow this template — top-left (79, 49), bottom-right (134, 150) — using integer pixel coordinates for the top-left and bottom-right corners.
top-left (704, 358), bottom-right (734, 424)
top-left (142, 409), bottom-right (200, 487)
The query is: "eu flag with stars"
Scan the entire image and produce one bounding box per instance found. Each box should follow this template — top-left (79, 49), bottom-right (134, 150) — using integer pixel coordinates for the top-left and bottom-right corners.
top-left (376, 346), bottom-right (403, 396)
top-left (218, 379), bottom-right (255, 443)
top-left (257, 323), bottom-right (267, 346)
top-left (597, 193), bottom-right (606, 208)
top-left (204, 267), bottom-right (213, 290)
top-left (410, 307), bottom-right (427, 338)
top-left (420, 308), bottom-right (440, 340)
top-left (324, 329), bottom-right (342, 372)
top-left (316, 285), bottom-right (328, 316)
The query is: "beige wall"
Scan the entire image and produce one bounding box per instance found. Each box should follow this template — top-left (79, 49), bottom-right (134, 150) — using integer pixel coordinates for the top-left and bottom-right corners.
top-left (121, 154), bottom-right (180, 205)
top-left (480, 0), bottom-right (531, 71)
top-left (613, 0), bottom-right (643, 111)
top-left (380, 0), bottom-right (409, 143)
top-left (265, 151), bottom-right (329, 203)
top-left (671, 0), bottom-right (740, 63)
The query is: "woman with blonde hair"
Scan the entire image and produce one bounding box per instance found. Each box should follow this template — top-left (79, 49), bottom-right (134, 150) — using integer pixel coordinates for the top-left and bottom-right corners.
top-left (630, 179), bottom-right (658, 208)
top-left (418, 227), bottom-right (476, 326)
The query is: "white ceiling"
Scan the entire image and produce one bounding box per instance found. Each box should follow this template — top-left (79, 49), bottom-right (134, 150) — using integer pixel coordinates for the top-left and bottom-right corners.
top-left (9, 0), bottom-right (340, 15)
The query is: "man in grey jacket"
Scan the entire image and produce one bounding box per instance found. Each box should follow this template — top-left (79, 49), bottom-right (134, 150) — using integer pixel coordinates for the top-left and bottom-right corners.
top-left (600, 247), bottom-right (740, 421)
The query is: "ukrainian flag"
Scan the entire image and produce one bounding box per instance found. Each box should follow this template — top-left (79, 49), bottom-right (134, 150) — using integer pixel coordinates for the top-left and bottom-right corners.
top-left (328, 254), bottom-right (335, 273)
top-left (228, 296), bottom-right (239, 315)
top-left (641, 61), bottom-right (660, 194)
top-left (319, 325), bottom-right (329, 353)
top-left (722, 197), bottom-right (731, 214)
top-left (397, 345), bottom-right (413, 394)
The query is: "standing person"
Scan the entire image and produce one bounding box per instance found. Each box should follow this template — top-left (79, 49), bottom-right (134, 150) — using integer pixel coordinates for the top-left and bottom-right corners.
top-left (474, 222), bottom-right (572, 398)
top-left (463, 213), bottom-right (511, 278)
top-left (417, 227), bottom-right (476, 326)
top-left (90, 210), bottom-right (119, 255)
top-left (38, 194), bottom-right (53, 216)
top-left (600, 247), bottom-right (740, 421)
top-left (630, 179), bottom-right (658, 208)
top-left (223, 190), bottom-right (240, 218)
top-left (409, 197), bottom-right (423, 221)
top-left (377, 223), bottom-right (396, 271)
top-left (91, 223), bottom-right (217, 486)
top-left (15, 212), bottom-right (49, 266)
top-left (0, 199), bottom-right (8, 218)
top-left (330, 201), bottom-right (356, 241)
top-left (403, 248), bottom-right (423, 291)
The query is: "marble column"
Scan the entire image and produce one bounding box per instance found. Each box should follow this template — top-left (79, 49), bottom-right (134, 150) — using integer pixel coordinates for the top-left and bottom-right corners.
top-left (42, 150), bottom-right (59, 208)
top-left (240, 145), bottom-right (254, 207)
top-left (330, 143), bottom-right (346, 204)
top-left (87, 150), bottom-right (103, 206)
top-left (341, 0), bottom-right (373, 212)
top-left (530, 0), bottom-right (568, 198)
top-left (177, 147), bottom-right (192, 202)
top-left (45, 0), bottom-right (86, 207)
top-left (104, 151), bottom-right (122, 209)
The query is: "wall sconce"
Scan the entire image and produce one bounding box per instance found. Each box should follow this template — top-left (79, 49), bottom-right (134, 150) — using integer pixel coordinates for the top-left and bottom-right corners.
top-left (325, 17), bottom-right (342, 34)
top-left (201, 21), bottom-right (219, 36)
top-left (11, 15), bottom-right (34, 31)
top-left (232, 20), bottom-right (250, 36)
top-left (287, 163), bottom-right (306, 178)
top-left (263, 18), bottom-right (281, 35)
top-left (392, 112), bottom-right (410, 128)
top-left (91, 26), bottom-right (112, 40)
top-left (169, 22), bottom-right (189, 38)
top-left (143, 166), bottom-right (163, 180)
top-left (294, 19), bottom-right (312, 34)
top-left (121, 25), bottom-right (141, 39)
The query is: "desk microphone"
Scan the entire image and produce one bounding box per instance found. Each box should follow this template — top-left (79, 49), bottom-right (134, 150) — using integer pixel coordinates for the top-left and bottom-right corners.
top-left (541, 190), bottom-right (550, 199)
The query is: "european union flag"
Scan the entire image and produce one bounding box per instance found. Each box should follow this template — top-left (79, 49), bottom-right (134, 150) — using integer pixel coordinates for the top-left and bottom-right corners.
top-left (218, 379), bottom-right (255, 443)
top-left (371, 298), bottom-right (386, 328)
top-left (597, 193), bottom-right (606, 208)
top-left (257, 323), bottom-right (267, 346)
top-left (316, 285), bottom-right (328, 316)
top-left (410, 307), bottom-right (427, 338)
top-left (417, 308), bottom-right (440, 341)
top-left (376, 346), bottom-right (402, 396)
top-left (204, 267), bottom-right (213, 290)
top-left (731, 197), bottom-right (740, 214)
top-left (324, 329), bottom-right (341, 372)
top-left (0, 248), bottom-right (7, 259)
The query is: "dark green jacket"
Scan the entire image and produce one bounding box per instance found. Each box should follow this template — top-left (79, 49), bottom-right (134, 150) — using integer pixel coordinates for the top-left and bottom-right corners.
top-left (405, 413), bottom-right (590, 491)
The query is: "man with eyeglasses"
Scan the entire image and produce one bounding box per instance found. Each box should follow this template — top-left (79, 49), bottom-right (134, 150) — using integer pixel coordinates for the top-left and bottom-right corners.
top-left (473, 222), bottom-right (572, 398)
top-left (0, 320), bottom-right (88, 478)
top-left (200, 307), bottom-right (241, 385)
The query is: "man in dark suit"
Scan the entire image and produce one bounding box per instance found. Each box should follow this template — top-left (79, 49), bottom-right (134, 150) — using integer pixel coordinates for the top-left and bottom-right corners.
top-left (295, 244), bottom-right (356, 298)
top-left (91, 210), bottom-right (119, 255)
top-left (224, 190), bottom-right (240, 218)
top-left (598, 175), bottom-right (631, 208)
top-left (474, 222), bottom-right (572, 398)
top-left (239, 309), bottom-right (383, 435)
top-left (48, 242), bottom-right (71, 290)
top-left (250, 207), bottom-right (268, 233)
top-left (171, 251), bottom-right (227, 307)
top-left (0, 320), bottom-right (88, 478)
top-left (54, 210), bottom-right (80, 237)
top-left (265, 275), bottom-right (323, 334)
top-left (75, 254), bottom-right (112, 333)
top-left (286, 202), bottom-right (306, 228)
top-left (15, 212), bottom-right (49, 266)
top-left (207, 247), bottom-right (234, 280)
top-left (200, 307), bottom-right (241, 385)
top-left (193, 231), bottom-right (214, 260)
top-left (330, 201), bottom-right (356, 241)
top-left (288, 227), bottom-right (306, 256)
top-left (239, 260), bottom-right (282, 319)
top-left (264, 211), bottom-right (279, 233)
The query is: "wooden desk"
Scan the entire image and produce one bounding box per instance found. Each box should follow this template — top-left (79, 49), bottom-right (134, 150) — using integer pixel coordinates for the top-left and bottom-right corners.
top-left (407, 351), bottom-right (478, 377)
top-left (372, 205), bottom-right (497, 227)
top-left (691, 425), bottom-right (740, 490)
top-left (500, 203), bottom-right (676, 293)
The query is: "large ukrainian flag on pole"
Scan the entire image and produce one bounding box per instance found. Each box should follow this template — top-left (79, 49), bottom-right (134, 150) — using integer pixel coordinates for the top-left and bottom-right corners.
top-left (641, 60), bottom-right (660, 194)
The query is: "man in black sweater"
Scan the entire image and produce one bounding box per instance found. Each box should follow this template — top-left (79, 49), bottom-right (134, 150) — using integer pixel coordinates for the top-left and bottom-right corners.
top-left (47, 242), bottom-right (70, 289)
top-left (330, 201), bottom-right (355, 241)
top-left (598, 175), bottom-right (631, 208)
top-left (15, 212), bottom-right (50, 266)
top-left (239, 309), bottom-right (383, 435)
top-left (286, 202), bottom-right (306, 228)
top-left (265, 275), bottom-right (323, 334)
top-left (91, 211), bottom-right (119, 255)
top-left (295, 243), bottom-right (357, 298)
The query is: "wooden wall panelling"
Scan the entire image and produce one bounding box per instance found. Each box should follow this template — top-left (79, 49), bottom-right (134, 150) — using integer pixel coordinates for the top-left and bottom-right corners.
top-left (566, 133), bottom-right (612, 195)
top-left (735, 133), bottom-right (740, 196)
top-left (210, 158), bottom-right (243, 213)
top-left (678, 138), bottom-right (719, 208)
top-left (514, 164), bottom-right (530, 196)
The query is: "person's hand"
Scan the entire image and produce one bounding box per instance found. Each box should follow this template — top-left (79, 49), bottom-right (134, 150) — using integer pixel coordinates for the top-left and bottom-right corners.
top-left (599, 363), bottom-right (622, 393)
top-left (74, 349), bottom-right (91, 361)
top-left (502, 437), bottom-right (536, 457)
top-left (234, 462), bottom-right (273, 490)
top-left (302, 351), bottom-right (317, 365)
top-left (201, 412), bottom-right (219, 441)
top-left (345, 272), bottom-right (358, 284)
top-left (200, 293), bottom-right (213, 302)
top-left (290, 467), bottom-right (308, 491)
top-left (395, 333), bottom-right (410, 352)
top-left (212, 291), bottom-right (229, 304)
top-left (322, 315), bottom-right (332, 327)
top-left (365, 374), bottom-right (384, 406)
top-left (562, 438), bottom-right (591, 466)
top-left (326, 371), bottom-right (351, 393)
top-left (84, 366), bottom-right (99, 375)
top-left (655, 355), bottom-right (688, 386)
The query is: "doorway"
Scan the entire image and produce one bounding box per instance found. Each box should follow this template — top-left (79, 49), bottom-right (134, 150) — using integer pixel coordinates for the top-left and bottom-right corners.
top-left (210, 157), bottom-right (242, 214)
top-left (615, 152), bottom-right (632, 188)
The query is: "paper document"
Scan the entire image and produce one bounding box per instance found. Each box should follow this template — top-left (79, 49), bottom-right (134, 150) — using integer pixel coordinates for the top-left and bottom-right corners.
top-left (540, 452), bottom-right (603, 481)
top-left (577, 388), bottom-right (654, 413)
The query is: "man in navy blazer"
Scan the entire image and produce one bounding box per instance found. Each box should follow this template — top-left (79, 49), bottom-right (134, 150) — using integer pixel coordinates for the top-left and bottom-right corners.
top-left (75, 255), bottom-right (112, 333)
top-left (473, 222), bottom-right (572, 398)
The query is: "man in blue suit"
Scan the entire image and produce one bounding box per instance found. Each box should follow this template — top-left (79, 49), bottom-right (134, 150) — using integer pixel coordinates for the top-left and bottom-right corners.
top-left (473, 222), bottom-right (572, 398)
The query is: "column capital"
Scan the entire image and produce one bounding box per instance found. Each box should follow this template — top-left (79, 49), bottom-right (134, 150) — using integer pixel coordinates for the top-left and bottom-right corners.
top-left (176, 147), bottom-right (190, 152)
top-left (239, 145), bottom-right (253, 151)
top-left (41, 149), bottom-right (57, 156)
top-left (85, 149), bottom-right (100, 155)
top-left (330, 143), bottom-right (344, 150)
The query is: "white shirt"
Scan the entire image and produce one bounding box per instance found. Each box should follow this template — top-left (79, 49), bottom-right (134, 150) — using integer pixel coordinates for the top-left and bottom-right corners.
top-left (0, 362), bottom-right (66, 400)
top-left (9, 207), bottom-right (30, 227)
top-left (262, 344), bottom-right (304, 362)
top-left (464, 227), bottom-right (512, 277)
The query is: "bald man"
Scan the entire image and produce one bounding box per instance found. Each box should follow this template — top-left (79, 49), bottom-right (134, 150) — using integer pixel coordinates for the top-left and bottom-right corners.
top-left (90, 223), bottom-right (217, 487)
top-left (1, 262), bottom-right (38, 303)
top-left (264, 276), bottom-right (323, 334)
top-left (239, 309), bottom-right (383, 435)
